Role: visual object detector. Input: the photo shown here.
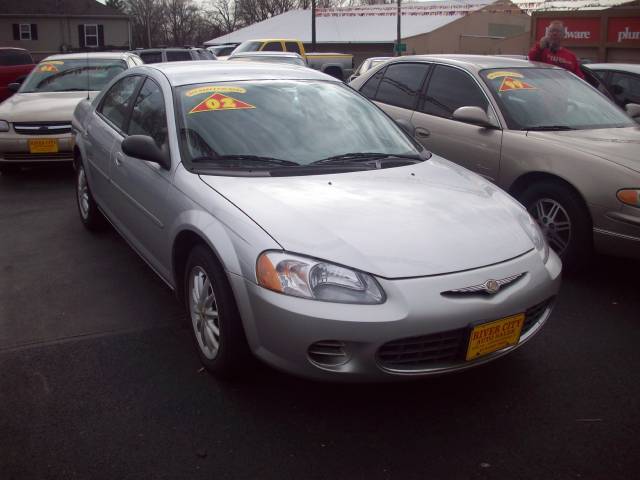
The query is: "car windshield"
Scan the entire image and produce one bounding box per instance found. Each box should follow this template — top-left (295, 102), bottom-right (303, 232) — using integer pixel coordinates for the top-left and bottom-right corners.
top-left (233, 42), bottom-right (262, 53)
top-left (20, 59), bottom-right (126, 93)
top-left (228, 56), bottom-right (305, 66)
top-left (175, 80), bottom-right (420, 169)
top-left (480, 67), bottom-right (634, 130)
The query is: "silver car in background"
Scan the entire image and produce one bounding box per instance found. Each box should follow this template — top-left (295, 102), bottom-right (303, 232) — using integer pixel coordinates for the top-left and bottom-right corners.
top-left (350, 55), bottom-right (640, 266)
top-left (72, 61), bottom-right (560, 381)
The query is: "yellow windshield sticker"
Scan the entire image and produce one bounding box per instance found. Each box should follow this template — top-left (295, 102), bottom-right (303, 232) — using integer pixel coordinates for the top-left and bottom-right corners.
top-left (499, 77), bottom-right (536, 92)
top-left (186, 86), bottom-right (247, 97)
top-left (189, 93), bottom-right (255, 113)
top-left (39, 63), bottom-right (60, 73)
top-left (487, 71), bottom-right (524, 80)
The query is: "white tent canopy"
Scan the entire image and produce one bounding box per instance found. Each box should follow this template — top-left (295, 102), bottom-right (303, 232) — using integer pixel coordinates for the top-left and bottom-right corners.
top-left (205, 1), bottom-right (495, 45)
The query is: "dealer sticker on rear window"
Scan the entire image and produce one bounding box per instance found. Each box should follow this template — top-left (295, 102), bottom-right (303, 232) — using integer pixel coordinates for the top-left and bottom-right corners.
top-left (185, 86), bottom-right (247, 97)
top-left (189, 93), bottom-right (255, 113)
top-left (486, 71), bottom-right (524, 80)
top-left (498, 77), bottom-right (536, 92)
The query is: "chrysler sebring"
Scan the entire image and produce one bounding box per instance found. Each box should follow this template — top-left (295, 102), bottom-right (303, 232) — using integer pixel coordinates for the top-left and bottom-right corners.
top-left (72, 62), bottom-right (561, 380)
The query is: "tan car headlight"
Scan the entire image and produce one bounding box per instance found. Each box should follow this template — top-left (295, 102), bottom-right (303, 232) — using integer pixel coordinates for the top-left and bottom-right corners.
top-left (0, 120), bottom-right (9, 132)
top-left (256, 251), bottom-right (385, 304)
top-left (617, 189), bottom-right (640, 208)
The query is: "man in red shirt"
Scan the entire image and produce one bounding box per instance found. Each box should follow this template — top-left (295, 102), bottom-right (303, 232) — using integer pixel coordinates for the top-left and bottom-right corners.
top-left (529, 20), bottom-right (585, 79)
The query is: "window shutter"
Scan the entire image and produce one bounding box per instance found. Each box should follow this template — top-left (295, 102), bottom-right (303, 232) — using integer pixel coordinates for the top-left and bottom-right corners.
top-left (78, 24), bottom-right (85, 48)
top-left (98, 25), bottom-right (104, 48)
top-left (31, 24), bottom-right (38, 40)
top-left (13, 24), bottom-right (20, 40)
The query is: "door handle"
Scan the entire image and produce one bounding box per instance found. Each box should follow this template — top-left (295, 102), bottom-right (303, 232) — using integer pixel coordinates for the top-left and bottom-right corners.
top-left (114, 152), bottom-right (123, 167)
top-left (415, 127), bottom-right (431, 138)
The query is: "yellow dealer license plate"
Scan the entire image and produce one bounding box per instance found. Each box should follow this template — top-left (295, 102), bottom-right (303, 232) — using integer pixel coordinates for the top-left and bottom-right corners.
top-left (466, 313), bottom-right (525, 361)
top-left (29, 138), bottom-right (59, 154)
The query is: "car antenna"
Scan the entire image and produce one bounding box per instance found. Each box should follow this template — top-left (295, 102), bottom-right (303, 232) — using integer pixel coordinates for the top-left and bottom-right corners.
top-left (86, 50), bottom-right (90, 100)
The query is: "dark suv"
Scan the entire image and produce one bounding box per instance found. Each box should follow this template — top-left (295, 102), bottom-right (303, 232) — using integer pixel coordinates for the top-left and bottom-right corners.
top-left (134, 47), bottom-right (216, 64)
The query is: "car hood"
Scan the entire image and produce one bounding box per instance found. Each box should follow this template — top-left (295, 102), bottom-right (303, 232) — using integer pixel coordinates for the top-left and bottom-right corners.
top-left (199, 157), bottom-right (535, 279)
top-left (0, 91), bottom-right (97, 122)
top-left (527, 127), bottom-right (640, 173)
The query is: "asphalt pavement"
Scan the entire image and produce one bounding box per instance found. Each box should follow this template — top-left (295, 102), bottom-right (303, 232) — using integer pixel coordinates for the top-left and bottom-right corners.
top-left (1, 167), bottom-right (639, 480)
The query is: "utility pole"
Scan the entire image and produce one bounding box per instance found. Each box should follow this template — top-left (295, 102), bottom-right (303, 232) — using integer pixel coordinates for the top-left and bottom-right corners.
top-left (396, 0), bottom-right (401, 57)
top-left (311, 0), bottom-right (316, 52)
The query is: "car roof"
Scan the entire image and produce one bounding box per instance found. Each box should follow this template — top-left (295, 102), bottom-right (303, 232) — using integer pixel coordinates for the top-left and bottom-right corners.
top-left (0, 47), bottom-right (29, 52)
top-left (585, 63), bottom-right (640, 75)
top-left (139, 61), bottom-right (337, 86)
top-left (43, 51), bottom-right (134, 61)
top-left (242, 39), bottom-right (299, 43)
top-left (389, 54), bottom-right (560, 72)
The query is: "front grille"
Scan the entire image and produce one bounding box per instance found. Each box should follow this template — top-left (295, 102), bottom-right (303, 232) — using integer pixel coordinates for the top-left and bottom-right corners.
top-left (308, 340), bottom-right (349, 367)
top-left (13, 122), bottom-right (72, 135)
top-left (2, 152), bottom-right (72, 161)
top-left (377, 297), bottom-right (554, 371)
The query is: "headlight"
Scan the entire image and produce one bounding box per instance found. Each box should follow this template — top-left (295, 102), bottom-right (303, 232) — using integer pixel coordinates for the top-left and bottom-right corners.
top-left (0, 120), bottom-right (9, 132)
top-left (256, 251), bottom-right (385, 304)
top-left (519, 213), bottom-right (550, 264)
top-left (617, 189), bottom-right (640, 208)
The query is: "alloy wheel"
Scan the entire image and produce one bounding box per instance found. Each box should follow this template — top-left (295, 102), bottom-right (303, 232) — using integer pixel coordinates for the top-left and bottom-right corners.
top-left (77, 165), bottom-right (90, 220)
top-left (189, 266), bottom-right (221, 360)
top-left (529, 197), bottom-right (572, 256)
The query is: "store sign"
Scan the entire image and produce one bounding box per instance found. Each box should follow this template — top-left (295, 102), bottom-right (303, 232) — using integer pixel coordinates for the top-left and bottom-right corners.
top-left (535, 18), bottom-right (601, 43)
top-left (607, 17), bottom-right (640, 44)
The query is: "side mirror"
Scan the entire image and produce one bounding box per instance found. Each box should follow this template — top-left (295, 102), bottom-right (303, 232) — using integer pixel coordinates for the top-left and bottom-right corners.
top-left (8, 83), bottom-right (21, 92)
top-left (121, 135), bottom-right (171, 169)
top-left (394, 118), bottom-right (415, 137)
top-left (625, 103), bottom-right (640, 119)
top-left (452, 106), bottom-right (496, 128)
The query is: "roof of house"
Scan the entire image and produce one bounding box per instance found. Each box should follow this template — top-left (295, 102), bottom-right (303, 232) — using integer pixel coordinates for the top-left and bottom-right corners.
top-left (0, 0), bottom-right (127, 16)
top-left (206, 1), bottom-right (497, 45)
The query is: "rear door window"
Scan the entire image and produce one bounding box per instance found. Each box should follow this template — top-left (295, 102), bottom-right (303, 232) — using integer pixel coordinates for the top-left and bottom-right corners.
top-left (0, 50), bottom-right (33, 66)
top-left (262, 42), bottom-right (283, 52)
top-left (359, 67), bottom-right (385, 99)
top-left (374, 63), bottom-right (430, 110)
top-left (166, 50), bottom-right (192, 62)
top-left (139, 51), bottom-right (162, 64)
top-left (609, 72), bottom-right (640, 104)
top-left (421, 65), bottom-right (488, 118)
top-left (285, 42), bottom-right (301, 54)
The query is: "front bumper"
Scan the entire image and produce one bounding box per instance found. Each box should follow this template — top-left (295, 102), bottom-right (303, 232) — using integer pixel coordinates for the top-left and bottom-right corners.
top-left (229, 249), bottom-right (562, 381)
top-left (0, 130), bottom-right (74, 164)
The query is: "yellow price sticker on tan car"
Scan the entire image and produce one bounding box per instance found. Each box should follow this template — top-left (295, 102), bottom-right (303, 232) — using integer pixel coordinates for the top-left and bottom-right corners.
top-left (28, 139), bottom-right (59, 153)
top-left (40, 64), bottom-right (60, 73)
top-left (487, 71), bottom-right (524, 80)
top-left (185, 86), bottom-right (247, 97)
top-left (499, 77), bottom-right (536, 92)
top-left (466, 313), bottom-right (524, 361)
top-left (189, 93), bottom-right (255, 114)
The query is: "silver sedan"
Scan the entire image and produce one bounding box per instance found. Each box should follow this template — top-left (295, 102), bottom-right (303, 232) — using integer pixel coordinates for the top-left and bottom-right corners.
top-left (72, 61), bottom-right (561, 380)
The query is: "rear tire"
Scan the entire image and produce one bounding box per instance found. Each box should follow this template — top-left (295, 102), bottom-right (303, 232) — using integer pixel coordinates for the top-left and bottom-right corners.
top-left (76, 161), bottom-right (105, 231)
top-left (518, 180), bottom-right (592, 269)
top-left (184, 245), bottom-right (252, 379)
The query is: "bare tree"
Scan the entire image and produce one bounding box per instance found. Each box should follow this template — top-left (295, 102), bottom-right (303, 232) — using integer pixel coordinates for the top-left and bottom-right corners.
top-left (126, 0), bottom-right (165, 47)
top-left (211, 0), bottom-right (242, 34)
top-left (163, 0), bottom-right (202, 46)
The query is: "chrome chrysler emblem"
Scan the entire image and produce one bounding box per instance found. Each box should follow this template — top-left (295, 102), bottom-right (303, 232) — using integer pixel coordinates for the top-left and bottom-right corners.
top-left (483, 279), bottom-right (500, 294)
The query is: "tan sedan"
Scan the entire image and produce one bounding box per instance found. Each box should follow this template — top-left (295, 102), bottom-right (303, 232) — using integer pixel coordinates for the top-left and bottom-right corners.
top-left (0, 52), bottom-right (141, 174)
top-left (350, 55), bottom-right (640, 266)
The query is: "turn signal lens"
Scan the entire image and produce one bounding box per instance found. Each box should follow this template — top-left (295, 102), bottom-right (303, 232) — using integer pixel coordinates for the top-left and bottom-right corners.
top-left (256, 251), bottom-right (385, 304)
top-left (617, 189), bottom-right (640, 208)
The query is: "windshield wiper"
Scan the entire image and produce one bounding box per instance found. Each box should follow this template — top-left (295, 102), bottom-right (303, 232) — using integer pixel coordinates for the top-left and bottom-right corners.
top-left (191, 155), bottom-right (300, 167)
top-left (526, 125), bottom-right (576, 131)
top-left (310, 152), bottom-right (423, 166)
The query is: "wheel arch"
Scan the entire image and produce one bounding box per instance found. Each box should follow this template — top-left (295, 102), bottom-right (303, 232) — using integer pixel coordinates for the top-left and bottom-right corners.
top-left (508, 171), bottom-right (594, 230)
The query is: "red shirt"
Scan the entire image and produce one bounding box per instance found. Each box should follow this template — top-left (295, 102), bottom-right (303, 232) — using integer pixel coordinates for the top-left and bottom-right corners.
top-left (528, 45), bottom-right (585, 79)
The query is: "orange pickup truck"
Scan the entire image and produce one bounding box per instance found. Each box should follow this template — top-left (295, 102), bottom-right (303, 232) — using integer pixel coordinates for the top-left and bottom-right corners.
top-left (0, 48), bottom-right (35, 103)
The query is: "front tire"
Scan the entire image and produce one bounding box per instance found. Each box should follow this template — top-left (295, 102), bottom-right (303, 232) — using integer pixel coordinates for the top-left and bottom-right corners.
top-left (76, 161), bottom-right (105, 231)
top-left (518, 180), bottom-right (592, 268)
top-left (184, 245), bottom-right (251, 379)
